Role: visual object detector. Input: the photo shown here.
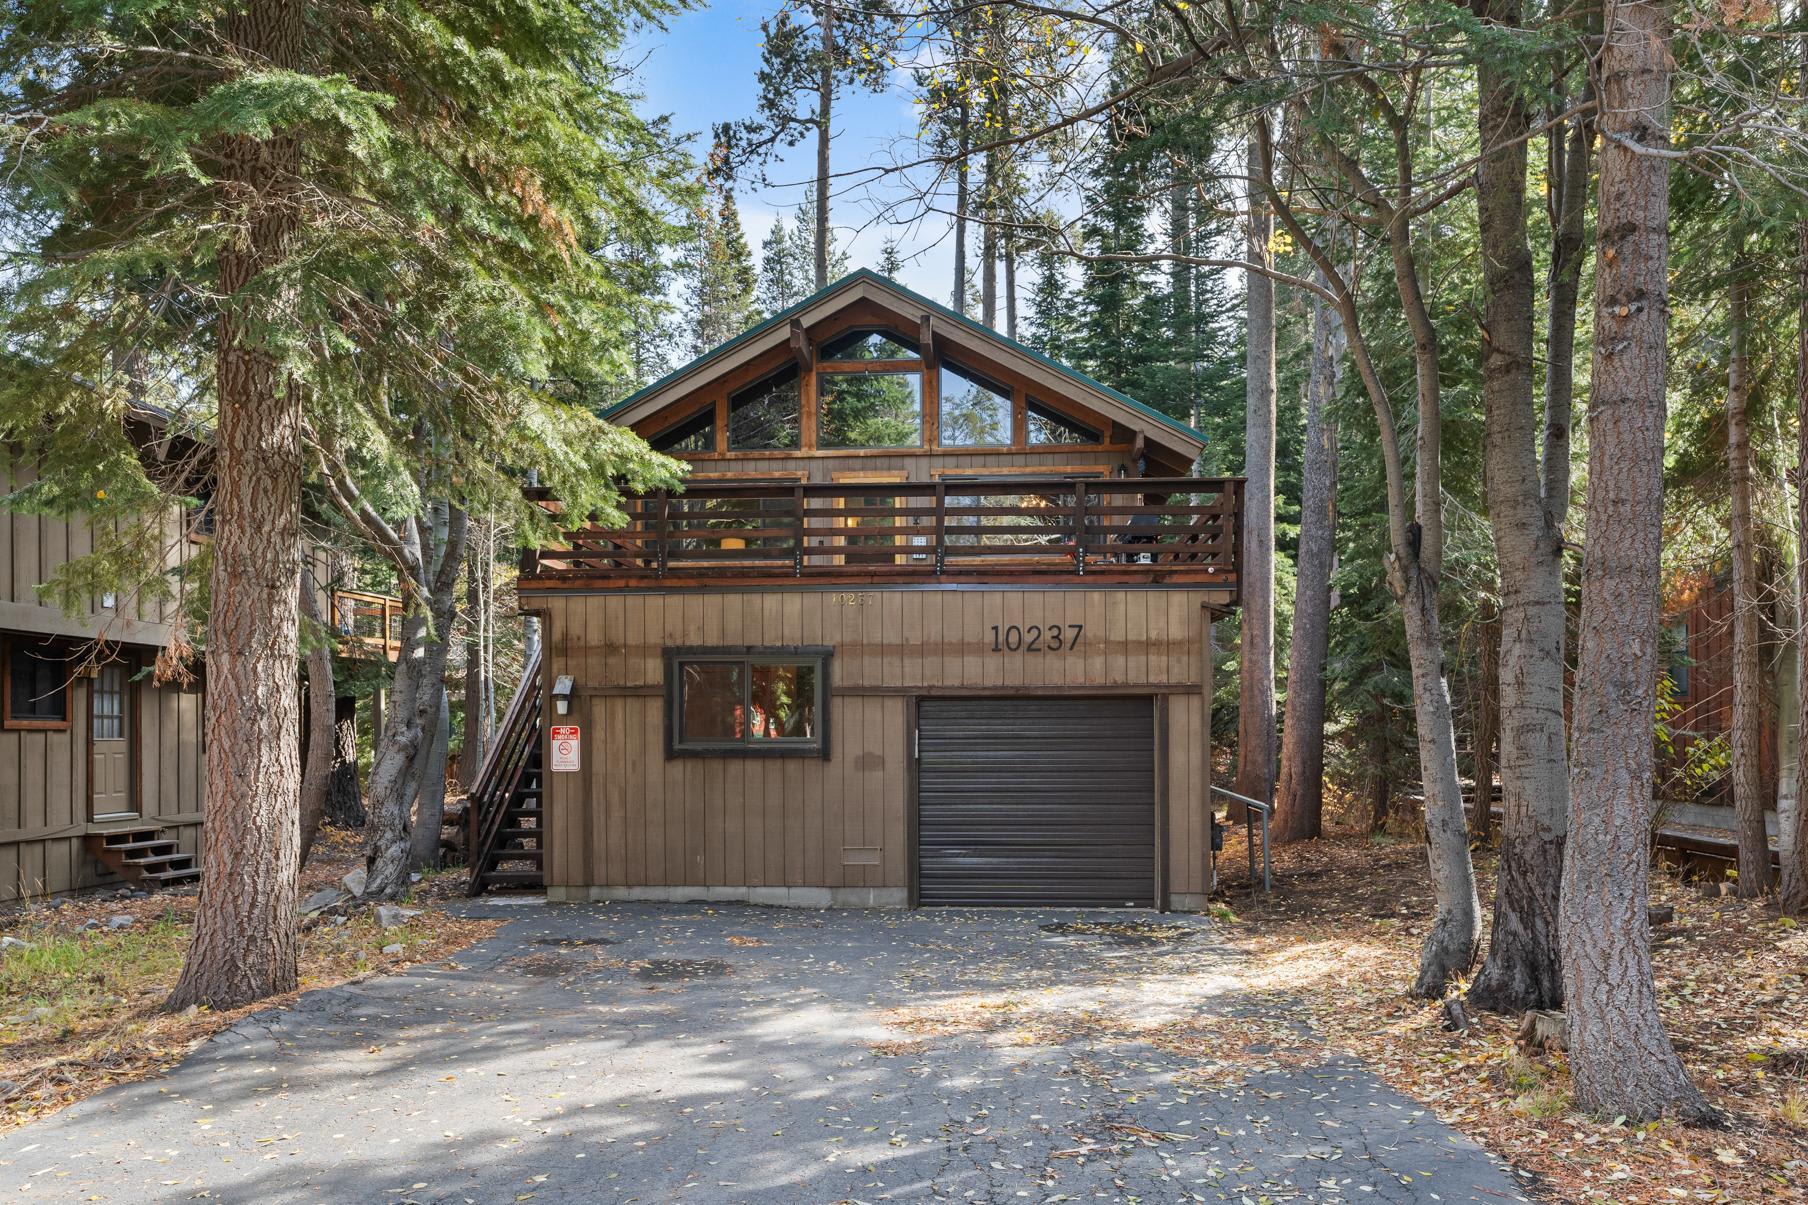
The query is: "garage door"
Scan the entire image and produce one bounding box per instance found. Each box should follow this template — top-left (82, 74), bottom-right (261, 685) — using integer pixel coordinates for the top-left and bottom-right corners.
top-left (916, 697), bottom-right (1156, 907)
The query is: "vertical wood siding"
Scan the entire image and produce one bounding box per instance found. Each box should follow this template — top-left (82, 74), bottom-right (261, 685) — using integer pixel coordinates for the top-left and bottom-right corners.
top-left (540, 587), bottom-right (1216, 899)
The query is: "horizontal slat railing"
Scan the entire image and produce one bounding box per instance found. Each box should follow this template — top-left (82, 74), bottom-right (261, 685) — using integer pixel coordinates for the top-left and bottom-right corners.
top-left (522, 476), bottom-right (1243, 587)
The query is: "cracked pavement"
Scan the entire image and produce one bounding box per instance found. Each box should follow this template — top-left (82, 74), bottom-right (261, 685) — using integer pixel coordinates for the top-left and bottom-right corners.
top-left (0, 902), bottom-right (1531, 1202)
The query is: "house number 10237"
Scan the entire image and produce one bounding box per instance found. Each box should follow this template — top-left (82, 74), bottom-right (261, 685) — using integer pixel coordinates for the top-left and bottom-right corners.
top-left (990, 623), bottom-right (1083, 653)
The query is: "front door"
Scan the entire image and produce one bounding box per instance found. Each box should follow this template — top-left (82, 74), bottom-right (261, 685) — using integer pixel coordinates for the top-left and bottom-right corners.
top-left (90, 662), bottom-right (135, 819)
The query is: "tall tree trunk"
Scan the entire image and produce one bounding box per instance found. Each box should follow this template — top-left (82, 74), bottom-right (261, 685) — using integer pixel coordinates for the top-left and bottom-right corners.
top-left (1004, 235), bottom-right (1017, 340)
top-left (1468, 0), bottom-right (1569, 1014)
top-left (1368, 704), bottom-right (1392, 833)
top-left (409, 684), bottom-right (450, 870)
top-left (814, 0), bottom-right (834, 290)
top-left (363, 503), bottom-right (468, 900)
top-left (1560, 0), bottom-right (1713, 1120)
top-left (1726, 248), bottom-right (1771, 896)
top-left (326, 694), bottom-right (364, 829)
top-left (953, 91), bottom-right (969, 315)
top-left (166, 0), bottom-right (305, 1013)
top-left (1237, 130), bottom-right (1278, 819)
top-left (1789, 209), bottom-right (1808, 916)
top-left (459, 535), bottom-right (488, 793)
top-left (1273, 278), bottom-right (1342, 844)
top-left (1468, 611), bottom-right (1500, 842)
top-left (298, 569), bottom-right (335, 867)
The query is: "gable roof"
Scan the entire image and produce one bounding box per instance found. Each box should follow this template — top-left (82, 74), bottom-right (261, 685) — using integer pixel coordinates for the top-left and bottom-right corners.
top-left (602, 269), bottom-right (1207, 457)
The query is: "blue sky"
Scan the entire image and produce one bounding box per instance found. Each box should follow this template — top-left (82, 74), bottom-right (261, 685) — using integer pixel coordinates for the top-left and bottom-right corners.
top-left (629, 1), bottom-right (958, 300)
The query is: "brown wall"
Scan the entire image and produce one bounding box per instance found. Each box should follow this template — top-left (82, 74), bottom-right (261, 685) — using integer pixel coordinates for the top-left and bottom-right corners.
top-left (536, 585), bottom-right (1221, 907)
top-left (1, 452), bottom-right (208, 900)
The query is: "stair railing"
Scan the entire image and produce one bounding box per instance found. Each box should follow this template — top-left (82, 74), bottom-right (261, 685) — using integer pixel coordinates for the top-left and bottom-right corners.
top-left (466, 647), bottom-right (544, 895)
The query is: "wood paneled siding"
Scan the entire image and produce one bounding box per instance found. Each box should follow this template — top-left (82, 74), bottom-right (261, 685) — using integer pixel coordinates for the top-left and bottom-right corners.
top-left (1, 451), bottom-right (208, 900)
top-left (535, 586), bottom-right (1219, 907)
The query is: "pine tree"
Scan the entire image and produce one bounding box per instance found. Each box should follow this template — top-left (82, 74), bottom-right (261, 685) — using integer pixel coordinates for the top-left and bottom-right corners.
top-left (758, 217), bottom-right (812, 312)
top-left (688, 186), bottom-right (760, 353)
top-left (0, 0), bottom-right (690, 1007)
top-left (878, 239), bottom-right (905, 277)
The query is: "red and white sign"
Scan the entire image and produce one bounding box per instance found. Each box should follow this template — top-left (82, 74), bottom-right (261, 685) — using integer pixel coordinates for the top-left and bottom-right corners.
top-left (549, 725), bottom-right (581, 772)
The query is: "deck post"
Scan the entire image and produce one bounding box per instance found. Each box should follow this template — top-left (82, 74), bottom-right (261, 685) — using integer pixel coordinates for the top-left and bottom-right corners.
top-left (933, 481), bottom-right (947, 575)
top-left (793, 484), bottom-right (806, 576)
top-left (655, 492), bottom-right (669, 579)
top-left (1073, 485), bottom-right (1088, 575)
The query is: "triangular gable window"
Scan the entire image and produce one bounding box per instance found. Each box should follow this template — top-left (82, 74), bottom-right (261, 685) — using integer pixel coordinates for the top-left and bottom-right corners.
top-left (1026, 397), bottom-right (1101, 446)
top-left (820, 328), bottom-right (919, 361)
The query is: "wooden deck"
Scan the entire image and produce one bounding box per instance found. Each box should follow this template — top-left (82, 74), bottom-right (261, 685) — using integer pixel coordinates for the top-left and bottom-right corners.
top-left (519, 476), bottom-right (1243, 592)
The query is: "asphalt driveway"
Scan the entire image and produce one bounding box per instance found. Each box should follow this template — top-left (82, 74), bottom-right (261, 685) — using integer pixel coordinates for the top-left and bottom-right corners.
top-left (0, 901), bottom-right (1530, 1203)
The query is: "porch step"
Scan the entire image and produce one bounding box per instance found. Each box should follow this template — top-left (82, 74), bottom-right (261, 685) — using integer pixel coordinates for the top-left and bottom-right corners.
top-left (84, 826), bottom-right (201, 890)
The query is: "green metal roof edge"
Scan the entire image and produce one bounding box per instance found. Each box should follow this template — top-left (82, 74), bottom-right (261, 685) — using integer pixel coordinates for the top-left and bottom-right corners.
top-left (601, 268), bottom-right (1209, 448)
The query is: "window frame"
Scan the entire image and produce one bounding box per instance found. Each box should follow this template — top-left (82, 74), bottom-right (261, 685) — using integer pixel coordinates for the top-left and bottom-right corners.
top-left (727, 365), bottom-right (804, 452)
top-left (815, 368), bottom-right (925, 450)
top-left (936, 359), bottom-right (1015, 449)
top-left (3, 637), bottom-right (72, 731)
top-left (1025, 395), bottom-right (1103, 446)
top-left (664, 646), bottom-right (832, 759)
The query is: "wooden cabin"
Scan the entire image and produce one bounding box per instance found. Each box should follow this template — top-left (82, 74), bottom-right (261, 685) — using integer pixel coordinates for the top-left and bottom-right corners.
top-left (0, 411), bottom-right (209, 901)
top-left (2, 409), bottom-right (401, 902)
top-left (479, 270), bottom-right (1244, 909)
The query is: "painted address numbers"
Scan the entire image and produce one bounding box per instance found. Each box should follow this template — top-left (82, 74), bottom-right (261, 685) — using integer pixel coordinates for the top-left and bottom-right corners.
top-left (990, 623), bottom-right (1083, 653)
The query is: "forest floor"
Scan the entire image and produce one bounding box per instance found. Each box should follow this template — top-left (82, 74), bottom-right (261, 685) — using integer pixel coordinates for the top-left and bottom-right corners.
top-left (0, 827), bottom-right (498, 1135)
top-left (1218, 827), bottom-right (1808, 1203)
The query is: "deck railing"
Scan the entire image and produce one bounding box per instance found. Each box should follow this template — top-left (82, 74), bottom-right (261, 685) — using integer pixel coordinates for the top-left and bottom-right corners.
top-left (330, 589), bottom-right (404, 660)
top-left (520, 476), bottom-right (1242, 588)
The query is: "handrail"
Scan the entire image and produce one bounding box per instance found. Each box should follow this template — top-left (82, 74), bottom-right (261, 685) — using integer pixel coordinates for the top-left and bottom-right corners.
top-left (520, 475), bottom-right (1244, 587)
top-left (466, 647), bottom-right (543, 895)
top-left (330, 588), bottom-right (404, 660)
top-left (1211, 784), bottom-right (1273, 896)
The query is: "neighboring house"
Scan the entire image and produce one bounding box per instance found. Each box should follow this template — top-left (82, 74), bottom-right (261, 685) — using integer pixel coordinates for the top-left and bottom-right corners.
top-left (1663, 568), bottom-right (1782, 809)
top-left (472, 270), bottom-right (1244, 909)
top-left (1, 409), bottom-right (208, 901)
top-left (2, 409), bottom-right (399, 902)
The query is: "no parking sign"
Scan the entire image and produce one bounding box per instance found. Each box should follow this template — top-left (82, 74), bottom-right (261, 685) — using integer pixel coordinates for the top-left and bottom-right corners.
top-left (549, 725), bottom-right (581, 772)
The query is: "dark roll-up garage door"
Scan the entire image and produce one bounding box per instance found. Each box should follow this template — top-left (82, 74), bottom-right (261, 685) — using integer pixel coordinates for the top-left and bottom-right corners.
top-left (916, 697), bottom-right (1156, 907)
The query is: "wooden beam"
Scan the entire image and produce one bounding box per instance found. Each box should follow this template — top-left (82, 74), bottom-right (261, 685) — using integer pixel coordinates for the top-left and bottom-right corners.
top-left (788, 318), bottom-right (813, 373)
top-left (918, 313), bottom-right (935, 365)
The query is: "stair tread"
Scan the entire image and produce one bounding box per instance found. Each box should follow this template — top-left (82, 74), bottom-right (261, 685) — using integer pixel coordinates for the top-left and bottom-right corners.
top-left (479, 871), bottom-right (543, 885)
top-left (98, 839), bottom-right (179, 852)
top-left (123, 852), bottom-right (195, 867)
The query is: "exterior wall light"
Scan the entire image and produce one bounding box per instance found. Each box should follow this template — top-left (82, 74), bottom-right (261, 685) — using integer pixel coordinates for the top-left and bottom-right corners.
top-left (552, 674), bottom-right (574, 716)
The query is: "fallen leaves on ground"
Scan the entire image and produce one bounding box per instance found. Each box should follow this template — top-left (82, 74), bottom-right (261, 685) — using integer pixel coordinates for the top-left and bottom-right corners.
top-left (1221, 827), bottom-right (1808, 1203)
top-left (0, 827), bottom-right (498, 1133)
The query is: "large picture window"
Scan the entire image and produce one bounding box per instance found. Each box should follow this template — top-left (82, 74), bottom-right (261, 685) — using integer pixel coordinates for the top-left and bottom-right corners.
top-left (665, 647), bottom-right (830, 757)
top-left (4, 639), bottom-right (69, 729)
top-left (818, 372), bottom-right (922, 448)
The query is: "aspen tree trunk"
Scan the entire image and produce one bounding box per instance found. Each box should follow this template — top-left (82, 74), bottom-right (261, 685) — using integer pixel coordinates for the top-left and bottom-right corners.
top-left (166, 0), bottom-right (305, 1012)
top-left (1273, 280), bottom-right (1342, 843)
top-left (1560, 0), bottom-right (1714, 1120)
top-left (1790, 212), bottom-right (1808, 916)
top-left (298, 569), bottom-right (336, 867)
top-left (459, 539), bottom-right (488, 793)
top-left (1469, 0), bottom-right (1569, 1014)
top-left (814, 0), bottom-right (834, 290)
top-left (409, 686), bottom-right (450, 870)
top-left (1726, 251), bottom-right (1771, 896)
top-left (1237, 130), bottom-right (1278, 819)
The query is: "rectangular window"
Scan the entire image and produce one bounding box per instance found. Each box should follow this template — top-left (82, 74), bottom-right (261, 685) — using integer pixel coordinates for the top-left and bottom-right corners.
top-left (666, 647), bottom-right (830, 757)
top-left (818, 372), bottom-right (923, 448)
top-left (92, 663), bottom-right (128, 740)
top-left (5, 639), bottom-right (70, 728)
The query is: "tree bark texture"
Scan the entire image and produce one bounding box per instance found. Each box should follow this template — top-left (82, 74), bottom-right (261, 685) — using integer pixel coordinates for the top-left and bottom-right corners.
top-left (1725, 253), bottom-right (1771, 897)
top-left (1467, 610), bottom-right (1499, 843)
top-left (166, 0), bottom-right (306, 1013)
top-left (1468, 0), bottom-right (1569, 1015)
top-left (408, 685), bottom-right (450, 870)
top-left (1273, 280), bottom-right (1342, 844)
top-left (459, 540), bottom-right (489, 793)
top-left (1559, 0), bottom-right (1713, 1121)
top-left (1790, 213), bottom-right (1808, 916)
top-left (326, 695), bottom-right (365, 829)
top-left (1237, 131), bottom-right (1278, 818)
top-left (298, 570), bottom-right (335, 867)
top-left (814, 0), bottom-right (834, 291)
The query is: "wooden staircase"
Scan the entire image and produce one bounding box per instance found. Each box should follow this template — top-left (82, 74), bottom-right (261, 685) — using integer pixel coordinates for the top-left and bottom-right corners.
top-left (466, 648), bottom-right (545, 895)
top-left (84, 827), bottom-right (200, 889)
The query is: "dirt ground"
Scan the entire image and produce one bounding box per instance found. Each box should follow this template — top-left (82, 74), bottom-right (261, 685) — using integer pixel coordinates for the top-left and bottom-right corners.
top-left (0, 827), bottom-right (498, 1134)
top-left (1216, 827), bottom-right (1808, 1203)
